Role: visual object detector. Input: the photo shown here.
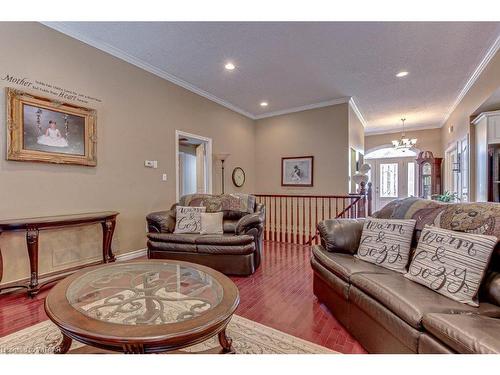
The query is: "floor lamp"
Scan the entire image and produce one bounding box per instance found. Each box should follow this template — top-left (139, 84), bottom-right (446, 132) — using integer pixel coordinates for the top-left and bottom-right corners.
top-left (215, 153), bottom-right (230, 194)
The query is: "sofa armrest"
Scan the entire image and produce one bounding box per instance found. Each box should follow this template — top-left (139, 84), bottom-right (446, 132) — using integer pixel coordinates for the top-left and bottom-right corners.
top-left (146, 210), bottom-right (176, 233)
top-left (317, 218), bottom-right (365, 254)
top-left (235, 211), bottom-right (264, 235)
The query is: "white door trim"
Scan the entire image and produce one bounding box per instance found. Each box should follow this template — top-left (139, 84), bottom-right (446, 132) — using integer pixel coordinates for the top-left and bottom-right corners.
top-left (175, 130), bottom-right (213, 202)
top-left (444, 143), bottom-right (458, 193)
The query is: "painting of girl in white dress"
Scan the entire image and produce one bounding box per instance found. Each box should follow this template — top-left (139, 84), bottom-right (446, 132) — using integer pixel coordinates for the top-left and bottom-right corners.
top-left (281, 156), bottom-right (314, 187)
top-left (37, 121), bottom-right (69, 148)
top-left (22, 104), bottom-right (85, 156)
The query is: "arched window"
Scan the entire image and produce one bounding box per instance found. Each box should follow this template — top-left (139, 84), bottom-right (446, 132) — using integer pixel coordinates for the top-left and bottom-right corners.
top-left (365, 147), bottom-right (417, 159)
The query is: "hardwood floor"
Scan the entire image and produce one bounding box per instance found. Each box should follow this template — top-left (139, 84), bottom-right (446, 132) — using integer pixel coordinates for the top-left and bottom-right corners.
top-left (0, 241), bottom-right (366, 354)
top-left (232, 241), bottom-right (366, 353)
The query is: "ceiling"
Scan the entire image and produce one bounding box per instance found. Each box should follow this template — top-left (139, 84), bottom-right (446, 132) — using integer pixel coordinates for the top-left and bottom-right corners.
top-left (44, 22), bottom-right (500, 134)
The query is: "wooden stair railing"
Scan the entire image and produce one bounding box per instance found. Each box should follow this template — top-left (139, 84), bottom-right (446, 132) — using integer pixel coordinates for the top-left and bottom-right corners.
top-left (255, 182), bottom-right (372, 245)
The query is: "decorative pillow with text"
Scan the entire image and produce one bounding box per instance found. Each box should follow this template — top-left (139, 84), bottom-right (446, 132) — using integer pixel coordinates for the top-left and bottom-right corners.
top-left (404, 225), bottom-right (498, 306)
top-left (173, 206), bottom-right (206, 234)
top-left (354, 218), bottom-right (416, 273)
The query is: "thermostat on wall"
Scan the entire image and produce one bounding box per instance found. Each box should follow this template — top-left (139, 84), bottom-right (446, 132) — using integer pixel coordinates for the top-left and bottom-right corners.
top-left (145, 160), bottom-right (158, 168)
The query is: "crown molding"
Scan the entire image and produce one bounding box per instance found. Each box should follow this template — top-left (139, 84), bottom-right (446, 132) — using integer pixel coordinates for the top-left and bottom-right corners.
top-left (471, 109), bottom-right (500, 125)
top-left (441, 33), bottom-right (500, 127)
top-left (41, 22), bottom-right (257, 119)
top-left (41, 22), bottom-right (377, 128)
top-left (41, 22), bottom-right (371, 124)
top-left (38, 23), bottom-right (500, 135)
top-left (348, 97), bottom-right (367, 128)
top-left (253, 97), bottom-right (351, 120)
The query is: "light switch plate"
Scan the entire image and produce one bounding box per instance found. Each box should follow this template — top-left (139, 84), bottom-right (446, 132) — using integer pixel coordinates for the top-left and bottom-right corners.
top-left (162, 173), bottom-right (167, 181)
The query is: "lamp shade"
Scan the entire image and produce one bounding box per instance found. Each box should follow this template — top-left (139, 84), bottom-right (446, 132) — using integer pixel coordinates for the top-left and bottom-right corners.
top-left (215, 153), bottom-right (230, 161)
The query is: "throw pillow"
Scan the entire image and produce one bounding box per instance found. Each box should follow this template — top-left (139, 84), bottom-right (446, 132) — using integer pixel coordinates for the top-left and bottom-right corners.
top-left (404, 225), bottom-right (498, 307)
top-left (354, 218), bottom-right (417, 273)
top-left (200, 212), bottom-right (224, 235)
top-left (173, 206), bottom-right (206, 234)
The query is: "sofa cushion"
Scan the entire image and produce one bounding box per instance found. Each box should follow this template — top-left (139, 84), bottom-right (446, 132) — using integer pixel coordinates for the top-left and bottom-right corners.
top-left (350, 273), bottom-right (477, 330)
top-left (195, 234), bottom-right (254, 246)
top-left (418, 333), bottom-right (455, 354)
top-left (147, 233), bottom-right (253, 245)
top-left (197, 243), bottom-right (255, 255)
top-left (349, 286), bottom-right (420, 353)
top-left (147, 233), bottom-right (199, 244)
top-left (146, 240), bottom-right (197, 253)
top-left (422, 313), bottom-right (500, 354)
top-left (354, 218), bottom-right (416, 273)
top-left (405, 225), bottom-right (498, 307)
top-left (311, 245), bottom-right (393, 282)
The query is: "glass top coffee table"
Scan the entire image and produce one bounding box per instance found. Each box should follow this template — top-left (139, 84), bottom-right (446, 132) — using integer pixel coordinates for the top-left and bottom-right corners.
top-left (44, 260), bottom-right (240, 354)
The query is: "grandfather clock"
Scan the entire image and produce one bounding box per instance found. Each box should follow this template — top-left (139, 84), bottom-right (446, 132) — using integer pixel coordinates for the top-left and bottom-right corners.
top-left (416, 151), bottom-right (442, 199)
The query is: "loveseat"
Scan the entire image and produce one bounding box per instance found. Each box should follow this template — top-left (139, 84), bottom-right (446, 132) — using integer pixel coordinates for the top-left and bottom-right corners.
top-left (311, 197), bottom-right (500, 353)
top-left (146, 194), bottom-right (265, 276)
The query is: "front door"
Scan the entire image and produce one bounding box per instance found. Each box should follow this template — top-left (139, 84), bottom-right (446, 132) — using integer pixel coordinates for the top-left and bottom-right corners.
top-left (367, 157), bottom-right (416, 211)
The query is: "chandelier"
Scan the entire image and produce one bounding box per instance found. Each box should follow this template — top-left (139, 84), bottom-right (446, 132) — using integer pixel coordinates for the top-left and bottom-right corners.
top-left (392, 118), bottom-right (417, 151)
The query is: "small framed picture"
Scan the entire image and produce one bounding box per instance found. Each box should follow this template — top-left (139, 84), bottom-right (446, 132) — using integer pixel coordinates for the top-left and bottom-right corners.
top-left (281, 156), bottom-right (314, 187)
top-left (6, 88), bottom-right (97, 166)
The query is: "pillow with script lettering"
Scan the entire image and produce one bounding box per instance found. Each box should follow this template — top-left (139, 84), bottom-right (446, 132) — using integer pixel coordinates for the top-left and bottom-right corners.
top-left (405, 225), bottom-right (498, 307)
top-left (354, 218), bottom-right (416, 273)
top-left (173, 206), bottom-right (206, 234)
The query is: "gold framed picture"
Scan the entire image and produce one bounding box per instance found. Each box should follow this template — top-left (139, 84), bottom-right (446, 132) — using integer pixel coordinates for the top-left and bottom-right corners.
top-left (6, 88), bottom-right (97, 166)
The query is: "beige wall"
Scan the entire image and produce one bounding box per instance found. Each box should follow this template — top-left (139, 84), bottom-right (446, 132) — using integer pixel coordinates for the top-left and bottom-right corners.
top-left (348, 105), bottom-right (365, 154)
top-left (254, 103), bottom-right (351, 195)
top-left (0, 23), bottom-right (256, 285)
top-left (365, 128), bottom-right (443, 157)
top-left (441, 50), bottom-right (500, 152)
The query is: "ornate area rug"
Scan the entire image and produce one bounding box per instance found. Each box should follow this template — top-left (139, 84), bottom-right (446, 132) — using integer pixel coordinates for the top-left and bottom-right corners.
top-left (0, 315), bottom-right (336, 354)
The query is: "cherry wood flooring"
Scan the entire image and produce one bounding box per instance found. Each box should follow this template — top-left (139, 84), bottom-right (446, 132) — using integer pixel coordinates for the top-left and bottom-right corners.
top-left (0, 241), bottom-right (366, 354)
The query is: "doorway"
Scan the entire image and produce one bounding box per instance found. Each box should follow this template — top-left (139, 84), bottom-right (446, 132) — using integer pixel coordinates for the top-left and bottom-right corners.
top-left (444, 136), bottom-right (469, 202)
top-left (175, 130), bottom-right (212, 201)
top-left (365, 147), bottom-right (418, 211)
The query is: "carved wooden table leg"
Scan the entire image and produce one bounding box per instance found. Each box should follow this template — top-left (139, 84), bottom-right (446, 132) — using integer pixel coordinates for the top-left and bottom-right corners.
top-left (101, 219), bottom-right (116, 263)
top-left (26, 228), bottom-right (40, 297)
top-left (218, 327), bottom-right (235, 354)
top-left (54, 333), bottom-right (72, 354)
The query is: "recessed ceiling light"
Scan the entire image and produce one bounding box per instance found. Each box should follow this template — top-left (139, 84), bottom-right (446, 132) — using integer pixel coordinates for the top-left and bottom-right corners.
top-left (396, 71), bottom-right (409, 78)
top-left (225, 62), bottom-right (235, 71)
top-left (260, 101), bottom-right (268, 107)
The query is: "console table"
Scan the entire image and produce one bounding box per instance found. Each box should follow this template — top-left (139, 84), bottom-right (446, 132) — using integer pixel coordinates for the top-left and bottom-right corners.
top-left (0, 211), bottom-right (119, 296)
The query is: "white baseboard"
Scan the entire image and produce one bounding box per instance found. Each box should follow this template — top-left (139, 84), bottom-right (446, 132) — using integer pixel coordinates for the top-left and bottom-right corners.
top-left (0, 248), bottom-right (148, 289)
top-left (116, 248), bottom-right (147, 261)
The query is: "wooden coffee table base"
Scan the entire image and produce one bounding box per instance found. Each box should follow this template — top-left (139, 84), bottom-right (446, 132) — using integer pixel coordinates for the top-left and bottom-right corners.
top-left (218, 328), bottom-right (235, 354)
top-left (56, 327), bottom-right (235, 354)
top-left (45, 260), bottom-right (240, 355)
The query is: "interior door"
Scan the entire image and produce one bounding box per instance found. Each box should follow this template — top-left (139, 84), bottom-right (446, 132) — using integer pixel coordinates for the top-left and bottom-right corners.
top-left (368, 157), bottom-right (416, 211)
